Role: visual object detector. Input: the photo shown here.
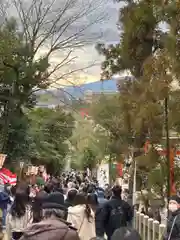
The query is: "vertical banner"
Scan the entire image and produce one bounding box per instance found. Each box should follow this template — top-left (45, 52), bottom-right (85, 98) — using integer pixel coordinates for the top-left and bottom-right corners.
top-left (170, 148), bottom-right (176, 196)
top-left (144, 140), bottom-right (151, 154)
top-left (97, 163), bottom-right (109, 188)
top-left (116, 163), bottom-right (123, 177)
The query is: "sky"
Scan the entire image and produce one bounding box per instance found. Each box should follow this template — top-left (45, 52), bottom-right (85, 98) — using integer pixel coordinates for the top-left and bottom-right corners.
top-left (68, 1), bottom-right (120, 85)
top-left (6, 0), bottom-right (121, 87)
top-left (48, 0), bottom-right (121, 86)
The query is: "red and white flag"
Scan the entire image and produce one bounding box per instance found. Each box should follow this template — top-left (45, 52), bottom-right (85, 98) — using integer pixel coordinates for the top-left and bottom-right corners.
top-left (0, 168), bottom-right (17, 185)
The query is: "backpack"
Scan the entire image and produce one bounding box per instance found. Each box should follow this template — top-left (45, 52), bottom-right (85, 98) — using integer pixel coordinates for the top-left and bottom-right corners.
top-left (107, 202), bottom-right (128, 235)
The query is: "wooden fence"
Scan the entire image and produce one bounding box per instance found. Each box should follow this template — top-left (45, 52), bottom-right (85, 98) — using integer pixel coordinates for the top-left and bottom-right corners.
top-left (133, 211), bottom-right (166, 240)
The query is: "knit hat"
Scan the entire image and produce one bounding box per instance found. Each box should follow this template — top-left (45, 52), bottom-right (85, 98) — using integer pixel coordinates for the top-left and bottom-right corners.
top-left (42, 192), bottom-right (66, 210)
top-left (170, 195), bottom-right (180, 204)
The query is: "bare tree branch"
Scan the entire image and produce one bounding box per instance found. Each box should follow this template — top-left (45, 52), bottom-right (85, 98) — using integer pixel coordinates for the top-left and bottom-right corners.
top-left (31, 59), bottom-right (98, 95)
top-left (12, 0), bottom-right (105, 53)
top-left (5, 0), bottom-right (107, 88)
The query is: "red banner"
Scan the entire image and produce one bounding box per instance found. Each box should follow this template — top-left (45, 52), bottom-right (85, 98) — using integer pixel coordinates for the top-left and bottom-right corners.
top-left (144, 140), bottom-right (151, 154)
top-left (116, 163), bottom-right (123, 177)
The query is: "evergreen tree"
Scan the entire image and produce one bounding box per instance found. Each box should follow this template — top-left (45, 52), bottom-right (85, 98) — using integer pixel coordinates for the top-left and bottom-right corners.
top-left (95, 0), bottom-right (180, 197)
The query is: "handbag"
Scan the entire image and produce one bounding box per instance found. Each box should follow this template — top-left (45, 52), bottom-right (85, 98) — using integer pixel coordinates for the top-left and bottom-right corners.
top-left (12, 231), bottom-right (23, 240)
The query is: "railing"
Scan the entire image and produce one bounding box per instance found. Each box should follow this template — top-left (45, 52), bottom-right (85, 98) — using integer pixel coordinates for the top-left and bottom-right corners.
top-left (133, 211), bottom-right (166, 240)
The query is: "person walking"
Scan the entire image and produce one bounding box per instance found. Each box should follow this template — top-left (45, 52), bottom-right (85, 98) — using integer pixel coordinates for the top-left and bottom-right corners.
top-left (6, 184), bottom-right (32, 240)
top-left (95, 185), bottom-right (133, 240)
top-left (20, 192), bottom-right (80, 240)
top-left (65, 189), bottom-right (78, 208)
top-left (87, 193), bottom-right (99, 213)
top-left (32, 190), bottom-right (47, 223)
top-left (67, 193), bottom-right (96, 240)
top-left (111, 226), bottom-right (141, 240)
top-left (164, 195), bottom-right (180, 240)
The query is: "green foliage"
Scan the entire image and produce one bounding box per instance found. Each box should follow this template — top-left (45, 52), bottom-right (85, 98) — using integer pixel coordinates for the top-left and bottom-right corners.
top-left (27, 107), bottom-right (74, 173)
top-left (4, 110), bottom-right (30, 164)
top-left (80, 148), bottom-right (97, 170)
top-left (96, 0), bottom-right (180, 145)
top-left (96, 0), bottom-right (180, 196)
top-left (90, 94), bottom-right (131, 148)
top-left (96, 0), bottom-right (161, 79)
top-left (70, 113), bottom-right (110, 169)
top-left (136, 148), bottom-right (160, 170)
top-left (0, 0), bottom-right (102, 164)
top-left (0, 19), bottom-right (51, 159)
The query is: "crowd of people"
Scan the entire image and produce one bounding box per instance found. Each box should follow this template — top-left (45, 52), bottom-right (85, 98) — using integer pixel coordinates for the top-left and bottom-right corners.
top-left (0, 171), bottom-right (141, 240)
top-left (0, 170), bottom-right (180, 239)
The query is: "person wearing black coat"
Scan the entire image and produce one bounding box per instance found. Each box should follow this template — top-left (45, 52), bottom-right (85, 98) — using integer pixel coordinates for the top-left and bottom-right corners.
top-left (95, 185), bottom-right (133, 240)
top-left (111, 226), bottom-right (141, 240)
top-left (32, 190), bottom-right (48, 223)
top-left (165, 195), bottom-right (180, 240)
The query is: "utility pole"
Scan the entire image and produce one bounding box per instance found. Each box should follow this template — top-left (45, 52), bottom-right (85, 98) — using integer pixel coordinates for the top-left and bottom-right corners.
top-left (132, 159), bottom-right (137, 206)
top-left (164, 96), bottom-right (171, 200)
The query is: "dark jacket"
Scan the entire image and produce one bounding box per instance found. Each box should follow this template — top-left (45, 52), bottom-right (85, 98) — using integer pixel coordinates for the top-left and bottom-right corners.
top-left (20, 219), bottom-right (80, 240)
top-left (0, 191), bottom-right (10, 209)
top-left (95, 196), bottom-right (133, 240)
top-left (96, 191), bottom-right (107, 206)
top-left (111, 227), bottom-right (141, 240)
top-left (64, 200), bottom-right (73, 208)
top-left (165, 209), bottom-right (180, 240)
top-left (32, 191), bottom-right (48, 223)
top-left (64, 200), bottom-right (73, 220)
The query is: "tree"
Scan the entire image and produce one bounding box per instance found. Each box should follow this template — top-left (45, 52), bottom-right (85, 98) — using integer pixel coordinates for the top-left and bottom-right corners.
top-left (0, 0), bottom-right (104, 162)
top-left (96, 0), bottom-right (167, 145)
top-left (96, 0), bottom-right (165, 79)
top-left (27, 107), bottom-right (74, 174)
top-left (0, 19), bottom-right (48, 156)
top-left (90, 94), bottom-right (134, 154)
top-left (70, 112), bottom-right (110, 169)
top-left (3, 110), bottom-right (30, 166)
top-left (95, 0), bottom-right (180, 199)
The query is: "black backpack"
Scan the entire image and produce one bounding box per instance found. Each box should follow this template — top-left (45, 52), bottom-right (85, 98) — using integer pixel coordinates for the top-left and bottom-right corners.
top-left (107, 201), bottom-right (128, 236)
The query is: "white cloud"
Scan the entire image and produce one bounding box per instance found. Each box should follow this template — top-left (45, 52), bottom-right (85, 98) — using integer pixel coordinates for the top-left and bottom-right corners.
top-left (7, 0), bottom-right (121, 86)
top-left (48, 0), bottom-right (120, 86)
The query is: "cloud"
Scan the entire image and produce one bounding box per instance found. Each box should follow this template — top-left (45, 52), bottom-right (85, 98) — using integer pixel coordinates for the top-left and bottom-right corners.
top-left (9, 0), bottom-right (121, 86)
top-left (51, 1), bottom-right (121, 86)
top-left (38, 0), bottom-right (121, 87)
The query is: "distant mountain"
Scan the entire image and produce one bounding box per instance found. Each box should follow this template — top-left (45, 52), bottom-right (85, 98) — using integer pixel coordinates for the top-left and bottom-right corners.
top-left (36, 79), bottom-right (120, 107)
top-left (37, 79), bottom-right (118, 96)
top-left (64, 79), bottom-right (118, 98)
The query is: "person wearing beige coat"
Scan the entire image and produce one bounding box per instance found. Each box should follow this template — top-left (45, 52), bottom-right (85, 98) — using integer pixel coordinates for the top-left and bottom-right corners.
top-left (67, 193), bottom-right (96, 240)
